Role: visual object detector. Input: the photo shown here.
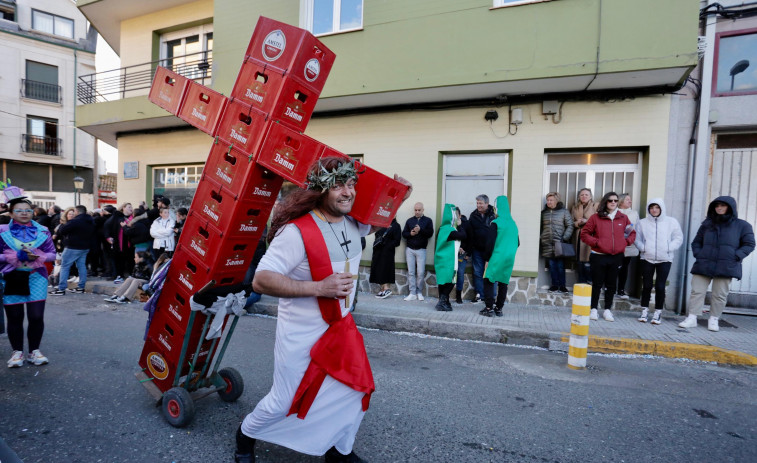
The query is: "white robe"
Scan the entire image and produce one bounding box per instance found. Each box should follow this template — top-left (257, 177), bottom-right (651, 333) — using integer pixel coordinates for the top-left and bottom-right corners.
top-left (241, 216), bottom-right (370, 456)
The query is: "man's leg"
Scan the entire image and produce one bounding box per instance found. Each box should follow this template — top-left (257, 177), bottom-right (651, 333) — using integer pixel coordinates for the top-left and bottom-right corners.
top-left (75, 250), bottom-right (89, 289)
top-left (405, 248), bottom-right (417, 295)
top-left (57, 248), bottom-right (74, 291)
top-left (416, 248), bottom-right (426, 297)
top-left (472, 251), bottom-right (485, 299)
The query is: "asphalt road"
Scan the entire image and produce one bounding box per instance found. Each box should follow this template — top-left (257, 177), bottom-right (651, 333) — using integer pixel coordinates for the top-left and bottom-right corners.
top-left (1, 294), bottom-right (756, 462)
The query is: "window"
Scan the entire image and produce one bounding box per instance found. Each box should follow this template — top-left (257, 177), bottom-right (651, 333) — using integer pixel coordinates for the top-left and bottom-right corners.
top-left (24, 116), bottom-right (60, 156)
top-left (24, 61), bottom-right (60, 103)
top-left (304, 0), bottom-right (363, 36)
top-left (31, 10), bottom-right (74, 39)
top-left (714, 29), bottom-right (757, 96)
top-left (443, 153), bottom-right (508, 216)
top-left (493, 0), bottom-right (555, 7)
top-left (161, 24), bottom-right (213, 81)
top-left (153, 164), bottom-right (204, 209)
top-left (1, 0), bottom-right (15, 21)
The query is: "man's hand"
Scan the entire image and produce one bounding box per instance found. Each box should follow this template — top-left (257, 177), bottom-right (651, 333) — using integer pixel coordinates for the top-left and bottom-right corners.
top-left (394, 174), bottom-right (413, 202)
top-left (316, 272), bottom-right (354, 299)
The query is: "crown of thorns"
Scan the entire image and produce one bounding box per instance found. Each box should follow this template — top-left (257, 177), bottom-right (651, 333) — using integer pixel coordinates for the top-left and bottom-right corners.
top-left (306, 158), bottom-right (363, 192)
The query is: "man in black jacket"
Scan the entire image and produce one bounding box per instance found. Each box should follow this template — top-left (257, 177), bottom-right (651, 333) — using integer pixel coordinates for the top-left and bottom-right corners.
top-left (402, 202), bottom-right (434, 301)
top-left (51, 205), bottom-right (96, 295)
top-left (468, 194), bottom-right (496, 303)
top-left (679, 196), bottom-right (755, 332)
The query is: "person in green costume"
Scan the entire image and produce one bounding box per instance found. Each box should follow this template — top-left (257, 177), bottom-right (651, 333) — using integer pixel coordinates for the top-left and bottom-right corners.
top-left (479, 196), bottom-right (519, 317)
top-left (434, 204), bottom-right (467, 311)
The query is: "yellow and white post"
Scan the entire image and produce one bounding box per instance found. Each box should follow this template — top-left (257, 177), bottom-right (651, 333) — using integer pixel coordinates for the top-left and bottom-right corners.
top-left (568, 283), bottom-right (592, 370)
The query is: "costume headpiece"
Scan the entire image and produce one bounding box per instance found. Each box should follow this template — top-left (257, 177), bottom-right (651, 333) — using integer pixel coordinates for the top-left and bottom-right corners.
top-left (0, 179), bottom-right (27, 204)
top-left (305, 158), bottom-right (363, 192)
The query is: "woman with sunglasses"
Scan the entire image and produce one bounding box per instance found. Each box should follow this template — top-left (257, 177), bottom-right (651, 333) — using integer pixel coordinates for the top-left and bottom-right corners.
top-left (580, 192), bottom-right (636, 322)
top-left (0, 190), bottom-right (56, 368)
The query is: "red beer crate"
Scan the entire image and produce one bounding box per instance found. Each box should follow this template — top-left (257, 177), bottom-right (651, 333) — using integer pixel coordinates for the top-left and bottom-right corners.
top-left (268, 77), bottom-right (320, 132)
top-left (231, 58), bottom-right (287, 113)
top-left (351, 163), bottom-right (409, 227)
top-left (177, 81), bottom-right (228, 136)
top-left (151, 280), bottom-right (194, 328)
top-left (148, 66), bottom-right (189, 115)
top-left (175, 222), bottom-right (260, 279)
top-left (224, 204), bottom-right (272, 239)
top-left (215, 99), bottom-right (268, 155)
top-left (257, 122), bottom-right (324, 188)
top-left (139, 327), bottom-right (215, 392)
top-left (203, 142), bottom-right (283, 201)
top-left (190, 177), bottom-right (240, 230)
top-left (171, 247), bottom-right (242, 294)
top-left (245, 16), bottom-right (335, 93)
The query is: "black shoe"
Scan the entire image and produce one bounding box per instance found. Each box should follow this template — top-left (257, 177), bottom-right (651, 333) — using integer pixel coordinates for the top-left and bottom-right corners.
top-left (69, 287), bottom-right (86, 294)
top-left (559, 286), bottom-right (569, 294)
top-left (50, 289), bottom-right (66, 296)
top-left (479, 307), bottom-right (494, 317)
top-left (494, 307), bottom-right (503, 317)
top-left (471, 294), bottom-right (481, 303)
top-left (325, 447), bottom-right (366, 463)
top-left (235, 426), bottom-right (256, 463)
top-left (455, 292), bottom-right (463, 304)
top-left (435, 300), bottom-right (446, 311)
top-left (548, 286), bottom-right (559, 293)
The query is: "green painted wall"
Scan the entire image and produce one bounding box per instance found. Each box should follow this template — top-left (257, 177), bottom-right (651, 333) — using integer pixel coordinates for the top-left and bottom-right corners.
top-left (211, 0), bottom-right (698, 97)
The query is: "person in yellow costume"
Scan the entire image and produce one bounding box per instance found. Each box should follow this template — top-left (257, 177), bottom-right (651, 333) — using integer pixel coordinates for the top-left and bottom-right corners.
top-left (479, 196), bottom-right (519, 317)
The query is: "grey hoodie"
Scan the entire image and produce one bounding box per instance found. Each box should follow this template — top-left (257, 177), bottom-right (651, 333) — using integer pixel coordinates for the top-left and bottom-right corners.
top-left (634, 198), bottom-right (683, 264)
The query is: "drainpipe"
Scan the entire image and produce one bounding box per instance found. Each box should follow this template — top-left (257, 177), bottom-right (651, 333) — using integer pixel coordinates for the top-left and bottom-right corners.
top-left (678, 1), bottom-right (717, 315)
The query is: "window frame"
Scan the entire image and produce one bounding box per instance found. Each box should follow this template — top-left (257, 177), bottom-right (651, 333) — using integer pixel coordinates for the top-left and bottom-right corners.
top-left (712, 27), bottom-right (757, 98)
top-left (31, 9), bottom-right (74, 39)
top-left (492, 0), bottom-right (556, 8)
top-left (302, 0), bottom-right (364, 37)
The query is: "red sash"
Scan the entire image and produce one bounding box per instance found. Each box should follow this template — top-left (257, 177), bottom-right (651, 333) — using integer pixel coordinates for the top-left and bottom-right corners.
top-left (287, 214), bottom-right (375, 419)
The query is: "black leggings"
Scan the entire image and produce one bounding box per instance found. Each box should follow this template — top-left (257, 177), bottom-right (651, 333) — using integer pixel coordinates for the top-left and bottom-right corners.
top-left (439, 283), bottom-right (454, 298)
top-left (4, 301), bottom-right (46, 352)
top-left (484, 280), bottom-right (507, 309)
top-left (639, 260), bottom-right (672, 310)
top-left (589, 253), bottom-right (623, 310)
top-left (617, 256), bottom-right (634, 293)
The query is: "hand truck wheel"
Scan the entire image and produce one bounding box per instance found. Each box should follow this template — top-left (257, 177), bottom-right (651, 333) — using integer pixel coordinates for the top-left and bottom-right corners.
top-left (217, 367), bottom-right (244, 403)
top-left (161, 387), bottom-right (195, 427)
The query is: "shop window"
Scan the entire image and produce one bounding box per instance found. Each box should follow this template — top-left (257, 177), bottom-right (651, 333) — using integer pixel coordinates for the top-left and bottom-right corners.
top-left (714, 29), bottom-right (757, 96)
top-left (31, 9), bottom-right (74, 39)
top-left (153, 164), bottom-right (204, 210)
top-left (304, 0), bottom-right (363, 36)
top-left (161, 24), bottom-right (213, 81)
top-left (443, 153), bottom-right (508, 216)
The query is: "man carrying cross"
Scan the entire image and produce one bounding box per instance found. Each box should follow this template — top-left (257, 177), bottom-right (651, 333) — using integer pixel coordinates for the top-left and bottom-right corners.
top-left (234, 156), bottom-right (412, 463)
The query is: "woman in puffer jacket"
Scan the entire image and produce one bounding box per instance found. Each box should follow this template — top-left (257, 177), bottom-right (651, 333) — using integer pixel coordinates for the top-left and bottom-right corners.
top-left (580, 192), bottom-right (635, 322)
top-left (539, 192), bottom-right (573, 293)
top-left (634, 198), bottom-right (683, 324)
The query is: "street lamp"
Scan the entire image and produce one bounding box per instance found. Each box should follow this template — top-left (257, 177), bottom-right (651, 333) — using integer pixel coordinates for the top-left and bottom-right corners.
top-left (73, 176), bottom-right (84, 205)
top-left (729, 59), bottom-right (750, 91)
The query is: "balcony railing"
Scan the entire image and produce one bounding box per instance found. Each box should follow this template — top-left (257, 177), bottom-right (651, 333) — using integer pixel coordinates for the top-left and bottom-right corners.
top-left (21, 79), bottom-right (62, 103)
top-left (22, 134), bottom-right (61, 156)
top-left (77, 52), bottom-right (212, 104)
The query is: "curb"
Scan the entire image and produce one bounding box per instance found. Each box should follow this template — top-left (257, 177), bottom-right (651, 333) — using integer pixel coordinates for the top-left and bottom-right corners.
top-left (558, 334), bottom-right (757, 366)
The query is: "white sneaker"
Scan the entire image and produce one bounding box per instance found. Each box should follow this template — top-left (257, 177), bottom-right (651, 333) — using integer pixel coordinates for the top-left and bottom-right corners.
top-left (67, 276), bottom-right (77, 282)
top-left (404, 294), bottom-right (417, 301)
top-left (708, 316), bottom-right (719, 332)
top-left (638, 308), bottom-right (649, 323)
top-left (417, 293), bottom-right (425, 301)
top-left (603, 309), bottom-right (615, 322)
top-left (651, 310), bottom-right (662, 325)
top-left (7, 350), bottom-right (24, 368)
top-left (590, 308), bottom-right (599, 321)
top-left (26, 349), bottom-right (49, 366)
top-left (678, 315), bottom-right (697, 329)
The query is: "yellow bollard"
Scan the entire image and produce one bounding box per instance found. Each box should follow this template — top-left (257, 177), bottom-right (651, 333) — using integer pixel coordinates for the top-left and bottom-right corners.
top-left (567, 283), bottom-right (592, 370)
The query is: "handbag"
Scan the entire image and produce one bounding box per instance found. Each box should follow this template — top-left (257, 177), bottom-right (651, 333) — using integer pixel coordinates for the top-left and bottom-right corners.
top-left (554, 240), bottom-right (576, 258)
top-left (4, 270), bottom-right (31, 296)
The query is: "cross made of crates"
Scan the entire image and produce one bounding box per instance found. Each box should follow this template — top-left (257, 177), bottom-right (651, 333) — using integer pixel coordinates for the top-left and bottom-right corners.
top-left (139, 16), bottom-right (408, 392)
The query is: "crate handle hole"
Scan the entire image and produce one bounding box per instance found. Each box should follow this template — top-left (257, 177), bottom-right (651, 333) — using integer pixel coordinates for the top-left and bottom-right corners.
top-left (284, 136), bottom-right (301, 150)
top-left (220, 277), bottom-right (235, 285)
top-left (164, 324), bottom-right (174, 336)
top-left (186, 261), bottom-right (197, 273)
top-left (294, 91), bottom-right (307, 103)
top-left (223, 152), bottom-right (237, 166)
top-left (247, 209), bottom-right (260, 217)
top-left (255, 71), bottom-right (268, 83)
top-left (198, 227), bottom-right (210, 239)
top-left (233, 244), bottom-right (247, 251)
top-left (176, 293), bottom-right (186, 305)
top-left (210, 191), bottom-right (223, 203)
top-left (261, 169), bottom-right (276, 179)
top-left (238, 113), bottom-right (252, 125)
top-left (199, 92), bottom-right (210, 103)
top-left (164, 76), bottom-right (175, 86)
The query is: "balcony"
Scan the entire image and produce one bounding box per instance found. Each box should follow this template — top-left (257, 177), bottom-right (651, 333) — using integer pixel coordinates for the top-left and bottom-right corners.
top-left (21, 79), bottom-right (62, 103)
top-left (77, 52), bottom-right (212, 104)
top-left (22, 134), bottom-right (61, 156)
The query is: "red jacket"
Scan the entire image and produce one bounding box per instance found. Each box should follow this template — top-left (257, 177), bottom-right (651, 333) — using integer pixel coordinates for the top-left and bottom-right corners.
top-left (580, 211), bottom-right (636, 256)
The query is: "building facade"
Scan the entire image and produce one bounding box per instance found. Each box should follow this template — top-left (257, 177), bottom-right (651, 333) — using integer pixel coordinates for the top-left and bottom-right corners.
top-left (0, 0), bottom-right (99, 209)
top-left (75, 0), bottom-right (700, 307)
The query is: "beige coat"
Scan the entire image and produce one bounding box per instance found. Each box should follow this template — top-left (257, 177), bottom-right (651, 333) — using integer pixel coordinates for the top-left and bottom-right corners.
top-left (571, 200), bottom-right (597, 262)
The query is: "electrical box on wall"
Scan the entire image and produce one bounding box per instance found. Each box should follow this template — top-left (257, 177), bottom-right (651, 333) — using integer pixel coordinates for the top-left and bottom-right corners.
top-left (542, 100), bottom-right (559, 115)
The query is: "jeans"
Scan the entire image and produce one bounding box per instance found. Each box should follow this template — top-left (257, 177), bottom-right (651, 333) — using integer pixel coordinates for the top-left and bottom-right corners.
top-left (244, 291), bottom-right (262, 311)
top-left (547, 258), bottom-right (566, 287)
top-left (639, 260), bottom-right (672, 310)
top-left (58, 248), bottom-right (89, 291)
top-left (589, 253), bottom-right (623, 310)
top-left (456, 253), bottom-right (469, 292)
top-left (0, 275), bottom-right (5, 334)
top-left (471, 250), bottom-right (486, 298)
top-left (405, 248), bottom-right (426, 295)
top-left (577, 261), bottom-right (592, 284)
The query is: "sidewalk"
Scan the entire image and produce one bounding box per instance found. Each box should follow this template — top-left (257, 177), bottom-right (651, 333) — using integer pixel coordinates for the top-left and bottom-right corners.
top-left (82, 278), bottom-right (757, 367)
